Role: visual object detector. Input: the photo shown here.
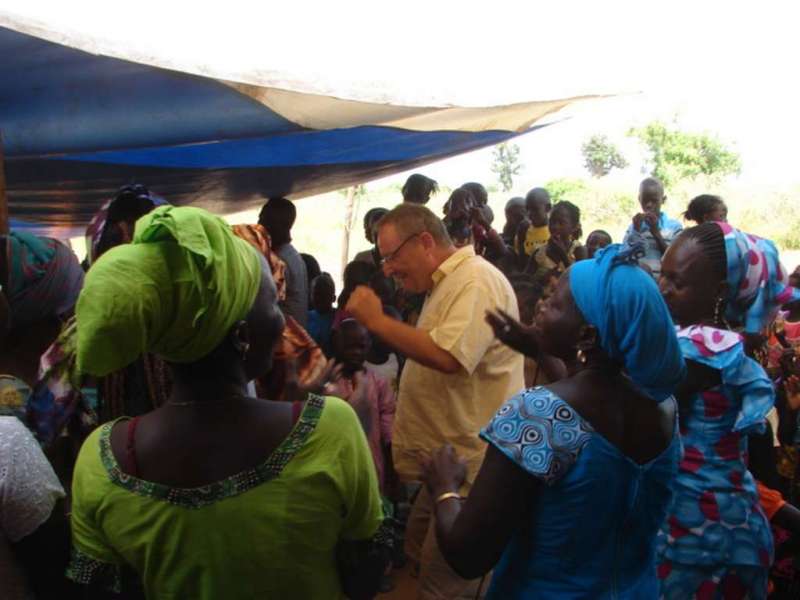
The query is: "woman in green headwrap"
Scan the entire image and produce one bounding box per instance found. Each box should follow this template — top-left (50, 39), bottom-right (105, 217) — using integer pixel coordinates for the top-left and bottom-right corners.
top-left (68, 206), bottom-right (390, 600)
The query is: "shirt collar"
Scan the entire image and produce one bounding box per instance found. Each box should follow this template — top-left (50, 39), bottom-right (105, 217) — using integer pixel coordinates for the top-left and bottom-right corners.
top-left (431, 245), bottom-right (475, 288)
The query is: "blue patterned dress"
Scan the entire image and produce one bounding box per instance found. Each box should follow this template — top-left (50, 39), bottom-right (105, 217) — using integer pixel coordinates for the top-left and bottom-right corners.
top-left (656, 326), bottom-right (774, 599)
top-left (481, 386), bottom-right (681, 599)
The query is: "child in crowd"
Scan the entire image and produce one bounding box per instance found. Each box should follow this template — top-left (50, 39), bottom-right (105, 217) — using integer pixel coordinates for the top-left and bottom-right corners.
top-left (334, 260), bottom-right (377, 327)
top-left (443, 188), bottom-right (484, 249)
top-left (585, 229), bottom-right (612, 259)
top-left (507, 275), bottom-right (548, 387)
top-left (353, 207), bottom-right (389, 267)
top-left (515, 187), bottom-right (552, 264)
top-left (366, 273), bottom-right (403, 389)
top-left (329, 318), bottom-right (400, 594)
top-left (526, 200), bottom-right (586, 284)
top-left (767, 266), bottom-right (800, 417)
top-left (329, 319), bottom-right (396, 494)
top-left (683, 194), bottom-right (728, 225)
top-left (300, 253), bottom-right (321, 293)
top-left (402, 173), bottom-right (438, 205)
top-left (622, 177), bottom-right (682, 277)
top-left (502, 197), bottom-right (526, 248)
top-left (460, 181), bottom-right (494, 225)
top-left (307, 273), bottom-right (336, 357)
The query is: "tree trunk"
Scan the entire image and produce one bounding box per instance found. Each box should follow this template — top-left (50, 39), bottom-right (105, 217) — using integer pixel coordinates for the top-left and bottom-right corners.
top-left (341, 186), bottom-right (360, 273)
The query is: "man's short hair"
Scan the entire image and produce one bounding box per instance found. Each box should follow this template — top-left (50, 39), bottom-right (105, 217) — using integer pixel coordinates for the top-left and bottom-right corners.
top-left (525, 187), bottom-right (551, 206)
top-left (639, 177), bottom-right (665, 198)
top-left (258, 197), bottom-right (297, 231)
top-left (376, 203), bottom-right (452, 247)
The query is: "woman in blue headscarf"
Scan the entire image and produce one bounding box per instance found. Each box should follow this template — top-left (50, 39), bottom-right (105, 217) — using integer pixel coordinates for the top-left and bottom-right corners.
top-left (420, 243), bottom-right (686, 599)
top-left (656, 222), bottom-right (793, 599)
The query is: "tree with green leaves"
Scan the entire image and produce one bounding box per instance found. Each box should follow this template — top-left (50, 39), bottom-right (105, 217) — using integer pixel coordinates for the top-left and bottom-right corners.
top-left (628, 121), bottom-right (741, 188)
top-left (491, 142), bottom-right (522, 192)
top-left (581, 134), bottom-right (628, 178)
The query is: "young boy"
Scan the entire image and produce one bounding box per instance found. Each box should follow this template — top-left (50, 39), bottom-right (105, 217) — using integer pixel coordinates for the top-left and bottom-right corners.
top-left (502, 196), bottom-right (526, 248)
top-left (622, 177), bottom-right (682, 277)
top-left (307, 273), bottom-right (336, 357)
top-left (329, 319), bottom-right (396, 494)
top-left (527, 200), bottom-right (585, 283)
top-left (515, 187), bottom-right (552, 266)
top-left (585, 230), bottom-right (613, 259)
top-left (366, 273), bottom-right (402, 390)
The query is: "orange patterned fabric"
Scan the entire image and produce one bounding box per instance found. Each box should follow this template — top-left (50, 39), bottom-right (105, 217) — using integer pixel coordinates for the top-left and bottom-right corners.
top-left (232, 224), bottom-right (326, 399)
top-left (756, 480), bottom-right (786, 520)
top-left (231, 224), bottom-right (287, 301)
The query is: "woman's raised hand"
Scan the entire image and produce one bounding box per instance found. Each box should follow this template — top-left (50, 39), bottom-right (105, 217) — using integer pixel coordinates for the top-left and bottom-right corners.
top-left (420, 445), bottom-right (467, 498)
top-left (283, 357), bottom-right (344, 402)
top-left (485, 308), bottom-right (539, 358)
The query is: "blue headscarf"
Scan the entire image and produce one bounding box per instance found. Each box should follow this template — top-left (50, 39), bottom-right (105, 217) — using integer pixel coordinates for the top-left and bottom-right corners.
top-left (569, 244), bottom-right (685, 402)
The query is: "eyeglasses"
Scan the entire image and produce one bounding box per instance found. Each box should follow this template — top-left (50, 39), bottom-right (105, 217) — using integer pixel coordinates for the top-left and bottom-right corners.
top-left (380, 233), bottom-right (419, 267)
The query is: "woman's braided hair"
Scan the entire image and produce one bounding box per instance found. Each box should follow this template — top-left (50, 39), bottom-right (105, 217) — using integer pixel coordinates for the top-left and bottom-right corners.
top-left (679, 223), bottom-right (727, 284)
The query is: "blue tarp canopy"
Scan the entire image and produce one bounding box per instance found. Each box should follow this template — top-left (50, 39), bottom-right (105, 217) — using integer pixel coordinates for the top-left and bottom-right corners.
top-left (0, 13), bottom-right (591, 237)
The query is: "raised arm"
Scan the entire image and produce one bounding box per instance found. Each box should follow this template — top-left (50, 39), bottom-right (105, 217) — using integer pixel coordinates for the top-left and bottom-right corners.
top-left (345, 285), bottom-right (460, 374)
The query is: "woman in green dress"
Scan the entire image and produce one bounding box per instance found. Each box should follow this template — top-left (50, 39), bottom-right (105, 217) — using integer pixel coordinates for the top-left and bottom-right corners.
top-left (67, 206), bottom-right (390, 599)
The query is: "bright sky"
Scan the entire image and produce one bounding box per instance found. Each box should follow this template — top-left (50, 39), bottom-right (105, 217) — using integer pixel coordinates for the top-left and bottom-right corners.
top-left (3, 0), bottom-right (799, 185)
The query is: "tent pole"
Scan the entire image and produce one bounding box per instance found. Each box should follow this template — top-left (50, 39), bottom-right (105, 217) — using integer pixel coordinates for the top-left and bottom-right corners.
top-left (0, 132), bottom-right (8, 235)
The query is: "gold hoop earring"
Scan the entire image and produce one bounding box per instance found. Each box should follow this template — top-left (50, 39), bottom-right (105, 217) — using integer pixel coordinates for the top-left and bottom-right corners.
top-left (576, 349), bottom-right (588, 364)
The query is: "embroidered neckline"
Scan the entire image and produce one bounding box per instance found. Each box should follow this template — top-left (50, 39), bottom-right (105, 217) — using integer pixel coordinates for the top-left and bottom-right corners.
top-left (98, 394), bottom-right (326, 508)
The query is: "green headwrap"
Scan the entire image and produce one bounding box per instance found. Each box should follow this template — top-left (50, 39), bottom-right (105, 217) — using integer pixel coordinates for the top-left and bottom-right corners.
top-left (76, 206), bottom-right (261, 377)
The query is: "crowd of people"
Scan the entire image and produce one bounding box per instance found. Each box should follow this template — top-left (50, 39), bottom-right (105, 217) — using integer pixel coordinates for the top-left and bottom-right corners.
top-left (1, 172), bottom-right (800, 599)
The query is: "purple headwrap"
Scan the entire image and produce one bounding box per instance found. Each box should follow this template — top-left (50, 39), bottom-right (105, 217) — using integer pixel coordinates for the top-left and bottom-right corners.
top-left (84, 184), bottom-right (168, 265)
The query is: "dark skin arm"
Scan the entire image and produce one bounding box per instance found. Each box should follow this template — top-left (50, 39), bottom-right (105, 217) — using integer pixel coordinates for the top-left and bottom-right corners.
top-left (422, 445), bottom-right (538, 579)
top-left (544, 237), bottom-right (571, 268)
top-left (485, 309), bottom-right (568, 382)
top-left (470, 208), bottom-right (508, 260)
top-left (346, 287), bottom-right (461, 374)
top-left (643, 213), bottom-right (668, 254)
top-left (674, 359), bottom-right (721, 428)
top-left (280, 357), bottom-right (344, 403)
top-left (515, 220), bottom-right (531, 269)
top-left (341, 371), bottom-right (373, 435)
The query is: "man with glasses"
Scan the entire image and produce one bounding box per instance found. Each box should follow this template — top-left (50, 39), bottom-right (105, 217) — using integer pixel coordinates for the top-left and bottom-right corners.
top-left (347, 203), bottom-right (524, 599)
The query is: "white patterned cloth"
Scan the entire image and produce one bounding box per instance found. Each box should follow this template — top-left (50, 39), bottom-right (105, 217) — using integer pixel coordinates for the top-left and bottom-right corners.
top-left (0, 416), bottom-right (64, 599)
